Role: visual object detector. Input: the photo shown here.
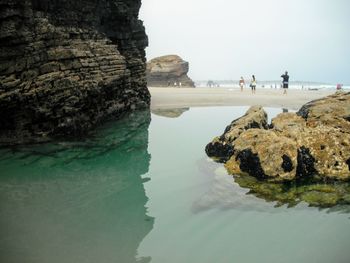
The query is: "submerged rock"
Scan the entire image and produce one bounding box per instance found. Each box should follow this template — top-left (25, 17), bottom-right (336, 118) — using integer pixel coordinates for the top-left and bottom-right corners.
top-left (146, 55), bottom-right (195, 87)
top-left (206, 92), bottom-right (350, 181)
top-left (0, 0), bottom-right (150, 145)
top-left (234, 174), bottom-right (350, 208)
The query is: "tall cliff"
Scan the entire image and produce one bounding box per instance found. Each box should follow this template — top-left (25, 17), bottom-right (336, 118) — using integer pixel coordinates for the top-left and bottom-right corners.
top-left (0, 0), bottom-right (150, 144)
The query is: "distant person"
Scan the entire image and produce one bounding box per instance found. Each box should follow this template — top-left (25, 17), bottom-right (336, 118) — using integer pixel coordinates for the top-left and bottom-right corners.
top-left (250, 75), bottom-right (256, 94)
top-left (239, 77), bottom-right (245, 92)
top-left (281, 71), bottom-right (289, 94)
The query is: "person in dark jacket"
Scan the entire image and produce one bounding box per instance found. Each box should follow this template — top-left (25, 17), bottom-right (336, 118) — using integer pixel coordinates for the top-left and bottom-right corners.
top-left (281, 71), bottom-right (289, 94)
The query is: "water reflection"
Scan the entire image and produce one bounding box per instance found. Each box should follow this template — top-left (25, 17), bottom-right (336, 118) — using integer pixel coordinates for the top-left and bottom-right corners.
top-left (192, 158), bottom-right (282, 213)
top-left (151, 108), bottom-right (189, 118)
top-left (234, 175), bottom-right (350, 212)
top-left (194, 158), bottom-right (350, 214)
top-left (0, 110), bottom-right (154, 263)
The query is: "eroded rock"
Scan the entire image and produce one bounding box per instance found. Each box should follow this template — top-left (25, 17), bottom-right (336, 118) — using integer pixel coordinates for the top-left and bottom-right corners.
top-left (146, 55), bottom-right (195, 87)
top-left (205, 106), bottom-right (268, 162)
top-left (206, 92), bottom-right (350, 181)
top-left (0, 0), bottom-right (150, 144)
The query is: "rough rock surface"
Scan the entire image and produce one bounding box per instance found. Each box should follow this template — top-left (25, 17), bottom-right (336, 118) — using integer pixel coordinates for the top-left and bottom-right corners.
top-left (0, 0), bottom-right (150, 144)
top-left (206, 92), bottom-right (350, 181)
top-left (146, 55), bottom-right (195, 87)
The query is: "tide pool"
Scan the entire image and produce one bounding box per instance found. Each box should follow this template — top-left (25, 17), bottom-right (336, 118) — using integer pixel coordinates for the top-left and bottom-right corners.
top-left (0, 107), bottom-right (349, 263)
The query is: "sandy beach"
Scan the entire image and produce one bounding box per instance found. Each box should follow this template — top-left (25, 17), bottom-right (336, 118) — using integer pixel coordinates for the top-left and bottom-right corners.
top-left (149, 87), bottom-right (336, 110)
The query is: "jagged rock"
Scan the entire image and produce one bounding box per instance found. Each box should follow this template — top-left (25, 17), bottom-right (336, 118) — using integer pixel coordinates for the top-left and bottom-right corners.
top-left (205, 106), bottom-right (268, 162)
top-left (146, 55), bottom-right (195, 87)
top-left (206, 92), bottom-right (350, 181)
top-left (0, 0), bottom-right (150, 145)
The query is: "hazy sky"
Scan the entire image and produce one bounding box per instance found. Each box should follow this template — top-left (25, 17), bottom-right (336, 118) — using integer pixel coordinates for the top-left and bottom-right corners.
top-left (140, 0), bottom-right (349, 83)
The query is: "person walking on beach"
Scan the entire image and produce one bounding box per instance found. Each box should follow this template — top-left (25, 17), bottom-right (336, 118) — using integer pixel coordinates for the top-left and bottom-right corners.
top-left (250, 75), bottom-right (256, 94)
top-left (281, 71), bottom-right (289, 94)
top-left (239, 77), bottom-right (245, 92)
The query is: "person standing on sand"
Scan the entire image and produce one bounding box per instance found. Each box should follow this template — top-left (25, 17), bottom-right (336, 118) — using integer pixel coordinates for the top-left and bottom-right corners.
top-left (250, 75), bottom-right (256, 94)
top-left (281, 71), bottom-right (289, 94)
top-left (239, 77), bottom-right (245, 92)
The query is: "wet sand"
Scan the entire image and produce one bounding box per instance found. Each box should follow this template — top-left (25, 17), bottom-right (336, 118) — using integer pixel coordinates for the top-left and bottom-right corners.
top-left (149, 87), bottom-right (335, 110)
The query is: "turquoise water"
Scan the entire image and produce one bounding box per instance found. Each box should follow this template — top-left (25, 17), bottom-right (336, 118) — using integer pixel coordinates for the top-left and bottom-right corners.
top-left (0, 107), bottom-right (349, 263)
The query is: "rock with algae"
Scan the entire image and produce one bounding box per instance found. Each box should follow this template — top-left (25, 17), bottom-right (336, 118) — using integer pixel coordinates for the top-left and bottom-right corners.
top-left (206, 92), bottom-right (350, 181)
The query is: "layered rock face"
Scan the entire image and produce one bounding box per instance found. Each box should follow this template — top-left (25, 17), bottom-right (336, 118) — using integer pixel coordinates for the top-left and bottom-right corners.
top-left (0, 0), bottom-right (150, 144)
top-left (206, 92), bottom-right (350, 182)
top-left (146, 55), bottom-right (195, 87)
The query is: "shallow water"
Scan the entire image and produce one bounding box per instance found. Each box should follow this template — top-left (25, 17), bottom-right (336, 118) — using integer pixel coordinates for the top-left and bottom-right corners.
top-left (0, 107), bottom-right (349, 263)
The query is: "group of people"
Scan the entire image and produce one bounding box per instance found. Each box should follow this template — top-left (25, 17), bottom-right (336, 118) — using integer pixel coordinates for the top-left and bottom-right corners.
top-left (239, 71), bottom-right (289, 94)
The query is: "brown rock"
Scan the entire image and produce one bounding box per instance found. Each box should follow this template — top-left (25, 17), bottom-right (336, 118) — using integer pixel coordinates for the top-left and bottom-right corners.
top-left (205, 106), bottom-right (268, 162)
top-left (206, 92), bottom-right (350, 181)
top-left (146, 55), bottom-right (195, 87)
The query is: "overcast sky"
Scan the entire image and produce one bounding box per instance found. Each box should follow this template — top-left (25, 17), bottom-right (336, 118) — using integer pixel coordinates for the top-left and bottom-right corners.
top-left (140, 0), bottom-right (349, 84)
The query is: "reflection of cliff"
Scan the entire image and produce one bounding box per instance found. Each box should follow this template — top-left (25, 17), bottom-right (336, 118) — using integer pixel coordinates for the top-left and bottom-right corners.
top-left (151, 108), bottom-right (189, 118)
top-left (0, 110), bottom-right (153, 263)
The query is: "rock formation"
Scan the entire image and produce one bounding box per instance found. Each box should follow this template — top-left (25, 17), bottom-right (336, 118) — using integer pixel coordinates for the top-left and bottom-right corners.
top-left (146, 55), bottom-right (195, 87)
top-left (0, 0), bottom-right (150, 145)
top-left (206, 92), bottom-right (350, 182)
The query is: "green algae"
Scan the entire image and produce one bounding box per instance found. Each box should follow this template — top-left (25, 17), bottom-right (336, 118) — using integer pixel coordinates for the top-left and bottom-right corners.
top-left (234, 174), bottom-right (350, 208)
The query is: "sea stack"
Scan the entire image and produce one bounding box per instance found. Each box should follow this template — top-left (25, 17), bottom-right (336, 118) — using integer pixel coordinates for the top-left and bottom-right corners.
top-left (206, 92), bottom-right (350, 182)
top-left (146, 55), bottom-right (195, 87)
top-left (0, 0), bottom-right (150, 145)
